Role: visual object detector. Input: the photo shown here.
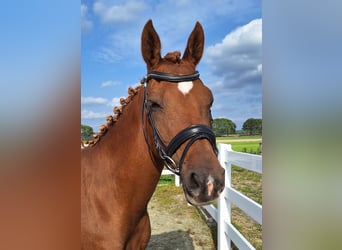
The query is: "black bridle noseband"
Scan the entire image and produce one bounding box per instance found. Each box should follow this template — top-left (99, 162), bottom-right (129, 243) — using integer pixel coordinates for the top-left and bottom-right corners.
top-left (141, 70), bottom-right (217, 175)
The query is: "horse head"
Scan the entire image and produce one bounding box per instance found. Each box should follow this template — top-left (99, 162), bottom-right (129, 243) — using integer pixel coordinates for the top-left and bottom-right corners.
top-left (141, 20), bottom-right (225, 206)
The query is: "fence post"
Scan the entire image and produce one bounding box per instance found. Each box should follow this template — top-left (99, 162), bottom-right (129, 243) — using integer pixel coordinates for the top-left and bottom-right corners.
top-left (175, 174), bottom-right (180, 186)
top-left (217, 143), bottom-right (232, 250)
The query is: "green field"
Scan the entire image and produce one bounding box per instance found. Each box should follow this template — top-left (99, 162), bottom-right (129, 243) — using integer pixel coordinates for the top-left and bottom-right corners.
top-left (217, 135), bottom-right (262, 155)
top-left (230, 142), bottom-right (261, 154)
top-left (158, 174), bottom-right (175, 185)
top-left (216, 135), bottom-right (262, 141)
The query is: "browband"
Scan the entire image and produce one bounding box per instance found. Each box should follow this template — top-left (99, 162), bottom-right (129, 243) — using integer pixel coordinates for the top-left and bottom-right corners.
top-left (145, 71), bottom-right (200, 82)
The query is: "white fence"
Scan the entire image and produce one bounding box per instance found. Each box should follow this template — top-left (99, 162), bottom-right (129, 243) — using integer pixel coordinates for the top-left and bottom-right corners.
top-left (161, 143), bottom-right (262, 250)
top-left (203, 143), bottom-right (262, 250)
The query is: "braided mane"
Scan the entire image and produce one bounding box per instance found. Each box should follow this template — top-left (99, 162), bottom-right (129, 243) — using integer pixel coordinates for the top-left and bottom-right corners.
top-left (81, 52), bottom-right (182, 149)
top-left (81, 85), bottom-right (141, 149)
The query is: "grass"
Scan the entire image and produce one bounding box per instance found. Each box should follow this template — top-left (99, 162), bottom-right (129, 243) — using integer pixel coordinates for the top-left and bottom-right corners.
top-left (151, 185), bottom-right (183, 209)
top-left (216, 135), bottom-right (262, 141)
top-left (231, 206), bottom-right (262, 249)
top-left (216, 135), bottom-right (262, 154)
top-left (158, 174), bottom-right (175, 186)
top-left (231, 142), bottom-right (261, 154)
top-left (150, 184), bottom-right (216, 248)
top-left (231, 165), bottom-right (262, 250)
top-left (232, 165), bottom-right (262, 204)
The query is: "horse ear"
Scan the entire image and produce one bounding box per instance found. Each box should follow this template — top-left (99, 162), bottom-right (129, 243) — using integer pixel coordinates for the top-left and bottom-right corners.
top-left (183, 22), bottom-right (205, 66)
top-left (141, 20), bottom-right (161, 70)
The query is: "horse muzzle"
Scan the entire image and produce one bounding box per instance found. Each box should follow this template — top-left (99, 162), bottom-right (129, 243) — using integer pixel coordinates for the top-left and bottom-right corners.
top-left (182, 166), bottom-right (225, 206)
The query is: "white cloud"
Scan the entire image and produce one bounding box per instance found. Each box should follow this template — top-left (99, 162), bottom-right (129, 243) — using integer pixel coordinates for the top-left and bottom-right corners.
top-left (100, 80), bottom-right (120, 88)
top-left (81, 96), bottom-right (122, 123)
top-left (93, 47), bottom-right (123, 64)
top-left (204, 19), bottom-right (262, 128)
top-left (108, 97), bottom-right (121, 107)
top-left (81, 96), bottom-right (108, 105)
top-left (206, 18), bottom-right (262, 90)
top-left (81, 96), bottom-right (122, 107)
top-left (81, 110), bottom-right (108, 119)
top-left (81, 4), bottom-right (93, 32)
top-left (89, 1), bottom-right (252, 64)
top-left (93, 0), bottom-right (146, 24)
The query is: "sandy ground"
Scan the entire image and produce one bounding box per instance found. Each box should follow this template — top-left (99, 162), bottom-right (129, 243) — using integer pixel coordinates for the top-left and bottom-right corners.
top-left (146, 186), bottom-right (216, 250)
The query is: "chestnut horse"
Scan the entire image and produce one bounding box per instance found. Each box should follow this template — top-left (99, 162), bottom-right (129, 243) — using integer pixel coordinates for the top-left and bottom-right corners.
top-left (81, 20), bottom-right (225, 250)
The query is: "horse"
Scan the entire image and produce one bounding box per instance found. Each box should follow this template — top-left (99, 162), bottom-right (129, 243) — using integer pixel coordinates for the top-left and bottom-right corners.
top-left (81, 19), bottom-right (225, 250)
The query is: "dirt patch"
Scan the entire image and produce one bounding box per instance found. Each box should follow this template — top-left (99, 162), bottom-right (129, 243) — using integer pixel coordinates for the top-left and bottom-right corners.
top-left (146, 185), bottom-right (216, 250)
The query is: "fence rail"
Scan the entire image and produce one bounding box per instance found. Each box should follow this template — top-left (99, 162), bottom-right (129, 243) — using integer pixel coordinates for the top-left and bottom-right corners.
top-left (160, 143), bottom-right (262, 250)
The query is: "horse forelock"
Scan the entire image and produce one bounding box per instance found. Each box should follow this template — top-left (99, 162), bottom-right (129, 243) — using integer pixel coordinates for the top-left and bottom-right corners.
top-left (81, 85), bottom-right (142, 149)
top-left (163, 51), bottom-right (181, 64)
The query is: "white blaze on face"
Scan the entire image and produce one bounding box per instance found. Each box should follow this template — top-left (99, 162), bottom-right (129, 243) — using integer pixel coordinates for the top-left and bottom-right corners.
top-left (178, 81), bottom-right (193, 95)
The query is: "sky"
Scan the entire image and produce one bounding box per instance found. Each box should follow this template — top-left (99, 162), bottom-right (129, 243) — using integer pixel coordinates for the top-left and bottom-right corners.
top-left (81, 0), bottom-right (262, 132)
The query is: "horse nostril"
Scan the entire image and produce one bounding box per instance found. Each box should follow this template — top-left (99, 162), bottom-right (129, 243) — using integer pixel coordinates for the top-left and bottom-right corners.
top-left (190, 172), bottom-right (200, 189)
top-left (187, 172), bottom-right (202, 197)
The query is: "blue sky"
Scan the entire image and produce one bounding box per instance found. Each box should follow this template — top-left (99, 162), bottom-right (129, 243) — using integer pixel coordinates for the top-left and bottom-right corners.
top-left (81, 0), bottom-right (261, 132)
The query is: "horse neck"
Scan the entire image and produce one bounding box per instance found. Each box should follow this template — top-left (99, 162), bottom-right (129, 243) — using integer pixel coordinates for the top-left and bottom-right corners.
top-left (83, 88), bottom-right (163, 195)
top-left (98, 91), bottom-right (144, 155)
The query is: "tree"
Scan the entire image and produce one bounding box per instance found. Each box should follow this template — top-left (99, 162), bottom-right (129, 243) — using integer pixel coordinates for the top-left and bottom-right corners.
top-left (81, 124), bottom-right (94, 139)
top-left (242, 118), bottom-right (262, 135)
top-left (212, 118), bottom-right (236, 136)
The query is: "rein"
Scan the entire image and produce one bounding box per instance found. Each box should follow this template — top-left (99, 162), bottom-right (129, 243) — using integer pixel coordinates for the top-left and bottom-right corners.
top-left (141, 71), bottom-right (217, 175)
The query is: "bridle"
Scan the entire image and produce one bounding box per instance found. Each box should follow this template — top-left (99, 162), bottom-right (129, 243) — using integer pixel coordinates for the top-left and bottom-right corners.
top-left (141, 70), bottom-right (217, 175)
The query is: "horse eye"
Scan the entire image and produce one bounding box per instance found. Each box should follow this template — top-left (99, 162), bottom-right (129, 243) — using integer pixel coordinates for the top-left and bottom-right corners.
top-left (149, 100), bottom-right (162, 110)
